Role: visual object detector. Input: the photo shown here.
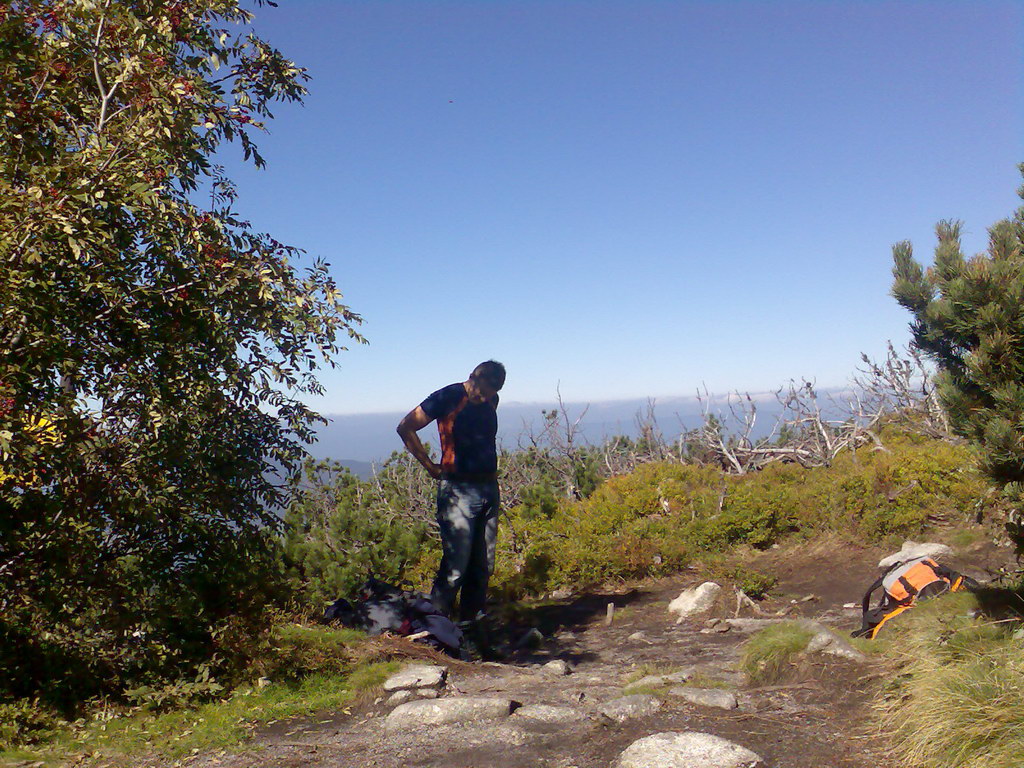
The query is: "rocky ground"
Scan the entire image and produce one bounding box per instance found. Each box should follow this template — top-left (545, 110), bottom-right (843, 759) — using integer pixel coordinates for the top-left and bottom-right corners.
top-left (185, 535), bottom-right (1011, 768)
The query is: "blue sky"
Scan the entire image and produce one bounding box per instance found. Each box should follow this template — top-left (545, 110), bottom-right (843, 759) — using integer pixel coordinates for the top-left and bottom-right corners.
top-left (225, 0), bottom-right (1023, 415)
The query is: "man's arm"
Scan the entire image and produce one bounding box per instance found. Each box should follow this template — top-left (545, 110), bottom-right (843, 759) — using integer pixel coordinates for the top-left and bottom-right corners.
top-left (397, 406), bottom-right (443, 479)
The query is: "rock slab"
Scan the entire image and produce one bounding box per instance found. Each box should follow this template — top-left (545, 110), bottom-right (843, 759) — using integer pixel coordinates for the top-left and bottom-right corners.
top-left (616, 731), bottom-right (763, 768)
top-left (629, 668), bottom-right (695, 689)
top-left (382, 664), bottom-right (447, 692)
top-left (384, 697), bottom-right (514, 730)
top-left (669, 582), bottom-right (722, 622)
top-left (670, 686), bottom-right (739, 710)
top-left (512, 704), bottom-right (589, 725)
top-left (600, 694), bottom-right (662, 723)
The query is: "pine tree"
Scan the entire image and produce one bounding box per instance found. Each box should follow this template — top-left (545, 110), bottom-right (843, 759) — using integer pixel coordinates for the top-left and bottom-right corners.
top-left (891, 164), bottom-right (1024, 542)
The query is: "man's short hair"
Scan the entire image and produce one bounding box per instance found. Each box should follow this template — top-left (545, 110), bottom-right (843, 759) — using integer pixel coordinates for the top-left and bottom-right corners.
top-left (471, 360), bottom-right (506, 390)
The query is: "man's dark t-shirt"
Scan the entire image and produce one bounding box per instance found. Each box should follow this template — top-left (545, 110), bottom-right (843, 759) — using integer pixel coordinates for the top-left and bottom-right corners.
top-left (420, 383), bottom-right (499, 476)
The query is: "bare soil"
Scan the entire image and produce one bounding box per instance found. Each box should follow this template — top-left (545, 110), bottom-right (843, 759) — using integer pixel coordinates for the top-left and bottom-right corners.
top-left (181, 532), bottom-right (1013, 768)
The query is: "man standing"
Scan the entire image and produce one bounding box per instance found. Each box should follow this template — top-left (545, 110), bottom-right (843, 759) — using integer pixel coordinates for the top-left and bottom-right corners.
top-left (397, 360), bottom-right (506, 639)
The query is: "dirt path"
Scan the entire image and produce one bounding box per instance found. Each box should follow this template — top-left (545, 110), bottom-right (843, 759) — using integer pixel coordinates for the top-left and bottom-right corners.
top-left (186, 536), bottom-right (1008, 768)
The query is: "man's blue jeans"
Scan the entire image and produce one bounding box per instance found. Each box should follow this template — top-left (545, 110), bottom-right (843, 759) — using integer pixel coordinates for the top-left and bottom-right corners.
top-left (430, 478), bottom-right (500, 621)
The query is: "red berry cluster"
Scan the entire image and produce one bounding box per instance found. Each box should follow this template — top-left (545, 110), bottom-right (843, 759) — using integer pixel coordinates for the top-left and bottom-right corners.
top-left (0, 397), bottom-right (14, 417)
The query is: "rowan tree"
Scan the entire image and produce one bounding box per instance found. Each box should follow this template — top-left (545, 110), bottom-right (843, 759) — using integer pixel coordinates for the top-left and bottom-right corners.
top-left (891, 165), bottom-right (1024, 546)
top-left (0, 0), bottom-right (361, 706)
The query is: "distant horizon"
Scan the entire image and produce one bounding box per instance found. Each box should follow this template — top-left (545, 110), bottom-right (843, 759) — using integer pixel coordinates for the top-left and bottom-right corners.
top-left (316, 378), bottom-right (858, 418)
top-left (308, 382), bottom-right (861, 464)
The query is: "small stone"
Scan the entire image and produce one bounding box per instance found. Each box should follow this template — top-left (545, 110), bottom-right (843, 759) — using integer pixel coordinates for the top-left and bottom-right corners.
top-left (384, 697), bottom-right (515, 730)
top-left (600, 694), bottom-right (662, 723)
top-left (540, 659), bottom-right (573, 676)
top-left (382, 664), bottom-right (447, 692)
top-left (548, 587), bottom-right (573, 600)
top-left (669, 686), bottom-right (739, 710)
top-left (616, 731), bottom-right (763, 768)
top-left (627, 631), bottom-right (648, 642)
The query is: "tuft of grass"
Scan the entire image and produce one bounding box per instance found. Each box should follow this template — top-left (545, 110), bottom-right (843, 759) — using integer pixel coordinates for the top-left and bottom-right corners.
top-left (872, 591), bottom-right (1024, 768)
top-left (741, 621), bottom-right (815, 686)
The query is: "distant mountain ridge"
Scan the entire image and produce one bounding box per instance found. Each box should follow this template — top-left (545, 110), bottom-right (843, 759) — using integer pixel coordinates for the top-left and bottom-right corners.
top-left (305, 389), bottom-right (852, 466)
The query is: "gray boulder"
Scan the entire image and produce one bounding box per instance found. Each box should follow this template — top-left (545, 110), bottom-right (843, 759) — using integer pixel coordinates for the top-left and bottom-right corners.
top-left (668, 582), bottom-right (722, 623)
top-left (600, 694), bottom-right (662, 723)
top-left (384, 697), bottom-right (515, 730)
top-left (669, 686), bottom-right (738, 710)
top-left (616, 731), bottom-right (763, 768)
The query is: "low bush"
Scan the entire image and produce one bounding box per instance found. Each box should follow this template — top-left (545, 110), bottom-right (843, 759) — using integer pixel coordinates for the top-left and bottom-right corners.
top-left (483, 433), bottom-right (994, 600)
top-left (0, 621), bottom-right (393, 762)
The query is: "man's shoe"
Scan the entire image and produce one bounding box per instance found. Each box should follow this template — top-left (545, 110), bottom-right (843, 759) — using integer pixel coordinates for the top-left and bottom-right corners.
top-left (458, 619), bottom-right (502, 662)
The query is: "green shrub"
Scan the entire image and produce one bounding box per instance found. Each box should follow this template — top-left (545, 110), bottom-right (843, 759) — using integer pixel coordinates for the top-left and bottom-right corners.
top-left (282, 459), bottom-right (432, 607)
top-left (0, 699), bottom-right (60, 750)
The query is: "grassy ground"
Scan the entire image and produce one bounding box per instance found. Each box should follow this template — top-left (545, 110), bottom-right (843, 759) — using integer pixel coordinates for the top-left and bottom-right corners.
top-left (872, 589), bottom-right (1024, 768)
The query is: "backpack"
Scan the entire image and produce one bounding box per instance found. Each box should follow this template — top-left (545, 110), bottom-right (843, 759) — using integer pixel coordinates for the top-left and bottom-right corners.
top-left (852, 556), bottom-right (976, 639)
top-left (322, 577), bottom-right (464, 657)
